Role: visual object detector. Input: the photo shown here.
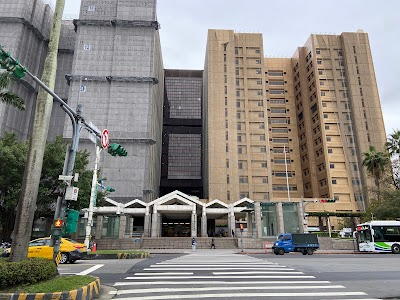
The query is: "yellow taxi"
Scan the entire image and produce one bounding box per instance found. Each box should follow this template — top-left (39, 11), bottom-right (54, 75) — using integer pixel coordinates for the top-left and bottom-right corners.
top-left (2, 237), bottom-right (87, 264)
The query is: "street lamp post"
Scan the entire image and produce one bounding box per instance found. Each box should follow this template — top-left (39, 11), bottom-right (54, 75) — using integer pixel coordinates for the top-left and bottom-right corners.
top-left (301, 197), bottom-right (318, 233)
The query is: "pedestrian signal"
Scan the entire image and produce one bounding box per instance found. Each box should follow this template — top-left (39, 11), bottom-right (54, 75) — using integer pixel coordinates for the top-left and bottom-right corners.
top-left (54, 219), bottom-right (64, 228)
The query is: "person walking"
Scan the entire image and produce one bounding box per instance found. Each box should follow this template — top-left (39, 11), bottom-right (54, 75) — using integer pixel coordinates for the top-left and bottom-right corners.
top-left (232, 229), bottom-right (235, 238)
top-left (211, 237), bottom-right (215, 249)
top-left (192, 237), bottom-right (197, 252)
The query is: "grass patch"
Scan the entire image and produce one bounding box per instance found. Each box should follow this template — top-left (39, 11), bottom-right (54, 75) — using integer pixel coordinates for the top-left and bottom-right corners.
top-left (0, 275), bottom-right (96, 293)
top-left (89, 249), bottom-right (145, 255)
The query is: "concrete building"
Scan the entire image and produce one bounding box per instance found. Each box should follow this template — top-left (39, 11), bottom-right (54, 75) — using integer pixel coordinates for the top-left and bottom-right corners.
top-left (0, 0), bottom-right (52, 139)
top-left (63, 0), bottom-right (164, 203)
top-left (0, 1), bottom-right (387, 239)
top-left (203, 29), bottom-right (386, 224)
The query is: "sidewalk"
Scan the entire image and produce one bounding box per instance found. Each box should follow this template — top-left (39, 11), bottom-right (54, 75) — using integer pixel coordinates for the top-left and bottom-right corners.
top-left (137, 248), bottom-right (359, 255)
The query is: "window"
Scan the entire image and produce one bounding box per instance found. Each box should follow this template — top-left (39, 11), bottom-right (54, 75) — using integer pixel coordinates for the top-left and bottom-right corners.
top-left (327, 136), bottom-right (331, 141)
top-left (328, 148), bottom-right (333, 154)
top-left (227, 175), bottom-right (230, 184)
top-left (317, 60), bottom-right (322, 65)
top-left (239, 176), bottom-right (248, 183)
top-left (268, 71), bottom-right (284, 76)
top-left (332, 179), bottom-right (337, 184)
top-left (238, 147), bottom-right (242, 154)
top-left (88, 5), bottom-right (95, 11)
top-left (321, 91), bottom-right (325, 96)
top-left (324, 114), bottom-right (328, 118)
top-left (236, 101), bottom-right (240, 108)
top-left (238, 162), bottom-right (243, 169)
top-left (330, 164), bottom-right (335, 169)
top-left (325, 125), bottom-right (330, 130)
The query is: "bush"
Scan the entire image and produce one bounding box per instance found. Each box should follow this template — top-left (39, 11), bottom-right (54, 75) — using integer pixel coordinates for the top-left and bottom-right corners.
top-left (0, 258), bottom-right (57, 289)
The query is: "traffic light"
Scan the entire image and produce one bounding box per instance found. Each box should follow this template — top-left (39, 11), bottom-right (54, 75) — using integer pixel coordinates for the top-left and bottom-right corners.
top-left (0, 47), bottom-right (27, 78)
top-left (54, 219), bottom-right (64, 228)
top-left (107, 143), bottom-right (128, 157)
top-left (64, 209), bottom-right (79, 235)
top-left (239, 224), bottom-right (244, 232)
top-left (320, 199), bottom-right (336, 203)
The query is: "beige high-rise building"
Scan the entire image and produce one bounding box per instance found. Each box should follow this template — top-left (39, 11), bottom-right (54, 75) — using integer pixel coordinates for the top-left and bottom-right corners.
top-left (204, 29), bottom-right (386, 214)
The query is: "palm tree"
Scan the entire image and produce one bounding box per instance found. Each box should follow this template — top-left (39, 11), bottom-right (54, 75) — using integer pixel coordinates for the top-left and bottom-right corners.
top-left (386, 130), bottom-right (400, 157)
top-left (362, 145), bottom-right (389, 202)
top-left (0, 72), bottom-right (25, 110)
top-left (386, 129), bottom-right (400, 189)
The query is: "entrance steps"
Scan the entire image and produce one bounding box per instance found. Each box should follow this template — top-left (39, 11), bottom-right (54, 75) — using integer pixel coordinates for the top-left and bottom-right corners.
top-left (141, 237), bottom-right (238, 249)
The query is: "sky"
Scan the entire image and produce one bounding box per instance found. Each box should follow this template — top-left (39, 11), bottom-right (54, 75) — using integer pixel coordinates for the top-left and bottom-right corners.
top-left (57, 0), bottom-right (399, 136)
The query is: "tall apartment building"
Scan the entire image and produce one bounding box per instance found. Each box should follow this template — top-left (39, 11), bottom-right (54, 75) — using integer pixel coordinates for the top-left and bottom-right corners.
top-left (204, 29), bottom-right (386, 213)
top-left (161, 69), bottom-right (203, 198)
top-left (63, 0), bottom-right (164, 203)
top-left (0, 0), bottom-right (52, 139)
top-left (292, 32), bottom-right (386, 212)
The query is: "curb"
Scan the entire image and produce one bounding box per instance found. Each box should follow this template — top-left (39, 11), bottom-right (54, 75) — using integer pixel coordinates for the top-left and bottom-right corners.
top-left (84, 252), bottom-right (149, 260)
top-left (0, 278), bottom-right (100, 300)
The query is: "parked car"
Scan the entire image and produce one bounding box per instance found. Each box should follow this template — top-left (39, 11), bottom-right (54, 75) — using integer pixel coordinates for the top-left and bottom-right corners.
top-left (1, 237), bottom-right (87, 264)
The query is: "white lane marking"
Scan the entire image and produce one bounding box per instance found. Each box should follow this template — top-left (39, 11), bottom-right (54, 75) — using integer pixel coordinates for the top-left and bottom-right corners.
top-left (155, 262), bottom-right (277, 265)
top-left (134, 272), bottom-right (193, 276)
top-left (112, 292), bottom-right (367, 300)
top-left (144, 267), bottom-right (296, 271)
top-left (114, 280), bottom-right (331, 286)
top-left (126, 275), bottom-right (315, 279)
top-left (77, 264), bottom-right (104, 275)
top-left (212, 271), bottom-right (302, 275)
top-left (116, 285), bottom-right (345, 295)
top-left (151, 264), bottom-right (287, 268)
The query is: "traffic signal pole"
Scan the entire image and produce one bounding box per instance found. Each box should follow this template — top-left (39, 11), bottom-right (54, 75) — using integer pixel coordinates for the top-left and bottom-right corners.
top-left (84, 145), bottom-right (102, 249)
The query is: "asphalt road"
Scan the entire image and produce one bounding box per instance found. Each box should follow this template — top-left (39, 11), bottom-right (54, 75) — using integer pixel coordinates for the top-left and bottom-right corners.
top-left (58, 253), bottom-right (400, 299)
top-left (253, 253), bottom-right (400, 299)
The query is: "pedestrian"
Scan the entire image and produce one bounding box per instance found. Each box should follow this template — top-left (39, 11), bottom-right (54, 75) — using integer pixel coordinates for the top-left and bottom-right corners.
top-left (211, 237), bottom-right (215, 249)
top-left (192, 237), bottom-right (197, 251)
top-left (232, 229), bottom-right (235, 238)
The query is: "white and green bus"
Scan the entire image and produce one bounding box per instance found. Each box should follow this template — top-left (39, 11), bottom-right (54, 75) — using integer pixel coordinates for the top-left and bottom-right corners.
top-left (356, 220), bottom-right (400, 253)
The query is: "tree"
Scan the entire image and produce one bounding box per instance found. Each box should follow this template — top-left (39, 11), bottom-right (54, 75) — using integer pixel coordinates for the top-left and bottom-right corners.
top-left (10, 0), bottom-right (65, 262)
top-left (386, 129), bottom-right (400, 189)
top-left (362, 145), bottom-right (389, 202)
top-left (0, 133), bottom-right (104, 241)
top-left (0, 72), bottom-right (25, 110)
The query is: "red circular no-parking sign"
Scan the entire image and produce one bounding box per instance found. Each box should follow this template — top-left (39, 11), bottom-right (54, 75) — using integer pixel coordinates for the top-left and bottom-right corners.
top-left (101, 129), bottom-right (109, 149)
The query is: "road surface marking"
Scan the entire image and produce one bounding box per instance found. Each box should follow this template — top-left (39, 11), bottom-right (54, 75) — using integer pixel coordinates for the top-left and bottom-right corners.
top-left (112, 291), bottom-right (367, 300)
top-left (114, 280), bottom-right (331, 286)
top-left (134, 272), bottom-right (193, 276)
top-left (77, 264), bottom-right (104, 275)
top-left (115, 285), bottom-right (346, 295)
top-left (126, 275), bottom-right (315, 279)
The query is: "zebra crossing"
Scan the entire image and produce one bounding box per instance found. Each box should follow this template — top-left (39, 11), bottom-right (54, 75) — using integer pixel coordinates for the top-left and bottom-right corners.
top-left (111, 251), bottom-right (380, 299)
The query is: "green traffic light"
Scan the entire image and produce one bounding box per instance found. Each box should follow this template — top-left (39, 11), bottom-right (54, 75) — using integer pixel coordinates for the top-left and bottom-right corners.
top-left (108, 143), bottom-right (128, 157)
top-left (0, 47), bottom-right (27, 78)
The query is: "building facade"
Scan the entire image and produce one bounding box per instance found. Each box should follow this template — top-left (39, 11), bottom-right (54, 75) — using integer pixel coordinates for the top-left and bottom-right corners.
top-left (63, 0), bottom-right (164, 203)
top-left (203, 29), bottom-right (386, 217)
top-left (0, 1), bottom-right (387, 238)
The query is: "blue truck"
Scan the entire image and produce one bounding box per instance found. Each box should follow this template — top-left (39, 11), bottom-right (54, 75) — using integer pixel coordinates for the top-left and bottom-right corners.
top-left (272, 233), bottom-right (320, 255)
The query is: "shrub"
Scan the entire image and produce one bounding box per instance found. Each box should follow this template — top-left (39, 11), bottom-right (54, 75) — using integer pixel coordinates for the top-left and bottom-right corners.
top-left (0, 258), bottom-right (57, 289)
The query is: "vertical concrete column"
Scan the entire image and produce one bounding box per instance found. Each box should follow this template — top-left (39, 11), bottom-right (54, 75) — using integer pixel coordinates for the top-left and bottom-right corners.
top-left (297, 202), bottom-right (305, 233)
top-left (95, 215), bottom-right (103, 240)
top-left (129, 216), bottom-right (134, 238)
top-left (158, 214), bottom-right (162, 237)
top-left (254, 202), bottom-right (262, 238)
top-left (191, 206), bottom-right (197, 237)
top-left (247, 212), bottom-right (253, 237)
top-left (201, 206), bottom-right (207, 237)
top-left (277, 202), bottom-right (285, 233)
top-left (118, 215), bottom-right (126, 239)
top-left (151, 206), bottom-right (159, 237)
top-left (144, 206), bottom-right (150, 237)
top-left (230, 211), bottom-right (235, 236)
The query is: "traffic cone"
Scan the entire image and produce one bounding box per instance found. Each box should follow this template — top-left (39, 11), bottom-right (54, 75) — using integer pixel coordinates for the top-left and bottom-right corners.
top-left (92, 242), bottom-right (97, 252)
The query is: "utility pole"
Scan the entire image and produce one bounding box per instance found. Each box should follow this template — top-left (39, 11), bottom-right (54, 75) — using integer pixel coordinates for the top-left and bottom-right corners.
top-left (84, 145), bottom-right (102, 248)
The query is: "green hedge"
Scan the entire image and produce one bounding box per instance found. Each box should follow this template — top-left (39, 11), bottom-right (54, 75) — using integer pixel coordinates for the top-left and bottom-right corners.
top-left (0, 258), bottom-right (57, 289)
